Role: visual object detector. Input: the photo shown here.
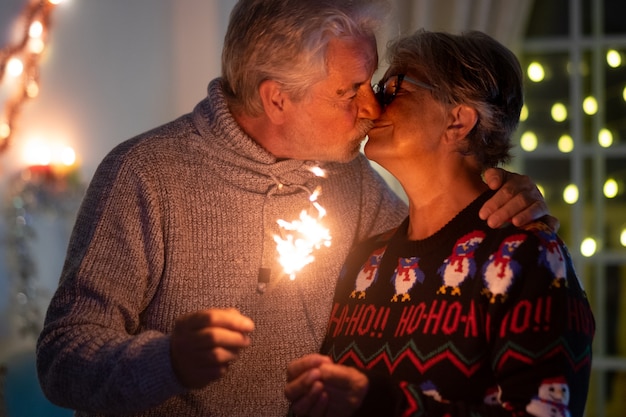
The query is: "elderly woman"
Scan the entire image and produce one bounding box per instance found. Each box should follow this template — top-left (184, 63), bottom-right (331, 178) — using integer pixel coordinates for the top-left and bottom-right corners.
top-left (285, 30), bottom-right (594, 417)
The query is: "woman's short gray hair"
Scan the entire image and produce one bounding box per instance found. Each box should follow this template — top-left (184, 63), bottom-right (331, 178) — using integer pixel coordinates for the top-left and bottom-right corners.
top-left (222, 0), bottom-right (389, 116)
top-left (384, 29), bottom-right (524, 169)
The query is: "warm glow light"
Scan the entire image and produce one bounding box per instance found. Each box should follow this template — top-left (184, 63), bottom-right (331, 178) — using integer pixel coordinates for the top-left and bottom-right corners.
top-left (598, 128), bottom-right (613, 147)
top-left (24, 140), bottom-right (52, 166)
top-left (274, 208), bottom-right (331, 280)
top-left (551, 103), bottom-right (567, 122)
top-left (583, 96), bottom-right (598, 115)
top-left (0, 122), bottom-right (10, 139)
top-left (607, 50), bottom-right (622, 68)
top-left (520, 131), bottom-right (538, 151)
top-left (28, 38), bottom-right (45, 54)
top-left (563, 184), bottom-right (579, 204)
top-left (527, 62), bottom-right (545, 82)
top-left (621, 228), bottom-right (626, 247)
top-left (558, 134), bottom-right (574, 153)
top-left (0, 0), bottom-right (61, 151)
top-left (580, 238), bottom-right (597, 257)
top-left (603, 178), bottom-right (619, 198)
top-left (623, 86), bottom-right (626, 102)
top-left (29, 21), bottom-right (44, 38)
top-left (58, 146), bottom-right (76, 167)
top-left (309, 166), bottom-right (326, 177)
top-left (22, 139), bottom-right (77, 169)
top-left (26, 80), bottom-right (40, 98)
top-left (520, 105), bottom-right (528, 122)
top-left (7, 57), bottom-right (24, 77)
top-left (274, 168), bottom-right (331, 280)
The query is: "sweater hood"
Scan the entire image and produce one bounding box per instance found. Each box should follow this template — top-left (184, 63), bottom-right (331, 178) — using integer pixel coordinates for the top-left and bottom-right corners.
top-left (191, 78), bottom-right (323, 195)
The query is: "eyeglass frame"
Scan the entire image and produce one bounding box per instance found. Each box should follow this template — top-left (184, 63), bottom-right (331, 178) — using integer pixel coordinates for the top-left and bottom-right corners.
top-left (373, 74), bottom-right (434, 108)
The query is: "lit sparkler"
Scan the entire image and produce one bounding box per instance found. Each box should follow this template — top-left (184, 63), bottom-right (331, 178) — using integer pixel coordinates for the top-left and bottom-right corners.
top-left (274, 169), bottom-right (332, 280)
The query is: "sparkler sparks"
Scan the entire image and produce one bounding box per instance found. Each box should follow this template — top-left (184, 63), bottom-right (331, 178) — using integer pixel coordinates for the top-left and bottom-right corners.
top-left (274, 169), bottom-right (332, 280)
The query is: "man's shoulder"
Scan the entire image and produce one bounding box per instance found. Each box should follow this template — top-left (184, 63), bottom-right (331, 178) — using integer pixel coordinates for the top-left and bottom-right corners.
top-left (107, 114), bottom-right (197, 158)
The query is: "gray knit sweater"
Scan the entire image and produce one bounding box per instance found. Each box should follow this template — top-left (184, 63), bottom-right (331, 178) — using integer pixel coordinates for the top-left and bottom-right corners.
top-left (36, 79), bottom-right (407, 417)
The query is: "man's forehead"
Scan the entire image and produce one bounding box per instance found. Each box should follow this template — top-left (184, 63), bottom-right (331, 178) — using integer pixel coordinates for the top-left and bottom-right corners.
top-left (326, 38), bottom-right (377, 81)
top-left (327, 37), bottom-right (377, 65)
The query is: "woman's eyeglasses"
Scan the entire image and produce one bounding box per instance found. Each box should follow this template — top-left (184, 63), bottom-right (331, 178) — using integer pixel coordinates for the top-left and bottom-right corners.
top-left (373, 74), bottom-right (434, 107)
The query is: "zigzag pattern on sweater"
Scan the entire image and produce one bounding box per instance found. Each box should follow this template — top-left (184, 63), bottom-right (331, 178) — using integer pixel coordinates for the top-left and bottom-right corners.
top-left (327, 339), bottom-right (484, 377)
top-left (327, 337), bottom-right (591, 379)
top-left (493, 337), bottom-right (592, 372)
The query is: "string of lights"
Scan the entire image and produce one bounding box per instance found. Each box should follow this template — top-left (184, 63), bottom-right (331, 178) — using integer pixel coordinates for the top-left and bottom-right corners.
top-left (0, 0), bottom-right (62, 154)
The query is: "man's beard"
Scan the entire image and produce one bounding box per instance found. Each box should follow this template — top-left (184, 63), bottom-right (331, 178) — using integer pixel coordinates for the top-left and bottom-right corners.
top-left (357, 119), bottom-right (375, 140)
top-left (343, 119), bottom-right (375, 161)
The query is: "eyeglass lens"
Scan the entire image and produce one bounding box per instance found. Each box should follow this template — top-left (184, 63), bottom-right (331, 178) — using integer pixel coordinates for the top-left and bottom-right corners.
top-left (374, 75), bottom-right (403, 107)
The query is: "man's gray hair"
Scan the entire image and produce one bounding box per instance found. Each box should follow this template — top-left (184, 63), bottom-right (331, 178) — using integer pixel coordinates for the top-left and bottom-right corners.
top-left (222, 0), bottom-right (389, 116)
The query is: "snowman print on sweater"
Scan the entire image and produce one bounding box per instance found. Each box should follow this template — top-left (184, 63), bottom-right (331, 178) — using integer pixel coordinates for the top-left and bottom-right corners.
top-left (525, 376), bottom-right (571, 417)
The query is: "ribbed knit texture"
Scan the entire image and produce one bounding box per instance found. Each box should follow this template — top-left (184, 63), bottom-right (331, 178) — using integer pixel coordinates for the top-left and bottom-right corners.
top-left (320, 191), bottom-right (594, 417)
top-left (35, 78), bottom-right (408, 417)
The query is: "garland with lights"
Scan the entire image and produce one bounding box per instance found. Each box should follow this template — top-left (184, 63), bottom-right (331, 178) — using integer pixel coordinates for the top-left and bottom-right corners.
top-left (0, 0), bottom-right (80, 347)
top-left (3, 165), bottom-right (84, 340)
top-left (0, 0), bottom-right (62, 153)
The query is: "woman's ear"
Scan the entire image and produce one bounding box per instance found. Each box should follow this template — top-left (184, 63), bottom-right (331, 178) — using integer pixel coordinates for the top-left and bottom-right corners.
top-left (447, 104), bottom-right (478, 140)
top-left (258, 80), bottom-right (287, 124)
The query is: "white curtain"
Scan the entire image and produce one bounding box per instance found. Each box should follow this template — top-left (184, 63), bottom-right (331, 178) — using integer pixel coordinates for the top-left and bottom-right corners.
top-left (383, 0), bottom-right (535, 51)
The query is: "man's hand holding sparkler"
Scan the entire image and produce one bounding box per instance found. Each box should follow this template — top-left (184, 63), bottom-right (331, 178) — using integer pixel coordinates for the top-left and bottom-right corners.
top-left (170, 308), bottom-right (255, 389)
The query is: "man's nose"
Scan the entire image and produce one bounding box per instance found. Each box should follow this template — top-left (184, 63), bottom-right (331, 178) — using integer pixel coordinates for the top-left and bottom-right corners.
top-left (358, 86), bottom-right (382, 120)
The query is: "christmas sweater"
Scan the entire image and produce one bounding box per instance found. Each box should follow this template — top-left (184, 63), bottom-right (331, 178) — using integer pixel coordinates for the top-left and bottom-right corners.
top-left (320, 191), bottom-right (595, 417)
